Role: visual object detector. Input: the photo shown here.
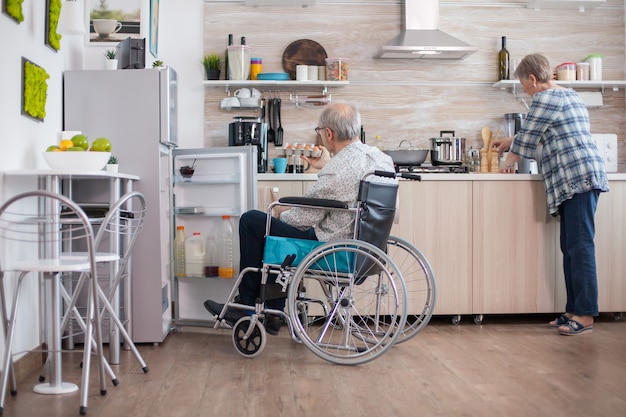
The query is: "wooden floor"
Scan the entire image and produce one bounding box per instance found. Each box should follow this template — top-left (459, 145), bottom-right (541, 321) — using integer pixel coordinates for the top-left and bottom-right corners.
top-left (2, 313), bottom-right (625, 417)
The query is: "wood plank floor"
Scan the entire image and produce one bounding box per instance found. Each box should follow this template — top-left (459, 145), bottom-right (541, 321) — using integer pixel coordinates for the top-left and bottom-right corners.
top-left (2, 314), bottom-right (625, 417)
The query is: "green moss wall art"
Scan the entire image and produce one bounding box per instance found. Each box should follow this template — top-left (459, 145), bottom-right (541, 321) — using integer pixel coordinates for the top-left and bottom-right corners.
top-left (22, 57), bottom-right (50, 122)
top-left (46, 0), bottom-right (62, 51)
top-left (3, 0), bottom-right (24, 23)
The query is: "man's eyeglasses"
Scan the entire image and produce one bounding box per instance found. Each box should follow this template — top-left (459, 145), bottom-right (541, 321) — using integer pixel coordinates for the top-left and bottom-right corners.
top-left (314, 126), bottom-right (327, 135)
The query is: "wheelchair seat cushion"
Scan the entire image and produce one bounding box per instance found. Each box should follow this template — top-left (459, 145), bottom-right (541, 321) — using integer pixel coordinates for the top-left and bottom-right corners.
top-left (263, 236), bottom-right (353, 273)
top-left (263, 236), bottom-right (325, 266)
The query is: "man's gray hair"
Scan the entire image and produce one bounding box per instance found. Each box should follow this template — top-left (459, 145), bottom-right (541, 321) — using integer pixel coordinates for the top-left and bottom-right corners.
top-left (318, 103), bottom-right (361, 142)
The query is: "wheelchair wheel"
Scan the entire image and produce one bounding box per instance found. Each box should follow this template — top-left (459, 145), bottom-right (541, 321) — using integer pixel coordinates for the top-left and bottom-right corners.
top-left (287, 240), bottom-right (407, 365)
top-left (386, 236), bottom-right (436, 344)
top-left (232, 316), bottom-right (266, 358)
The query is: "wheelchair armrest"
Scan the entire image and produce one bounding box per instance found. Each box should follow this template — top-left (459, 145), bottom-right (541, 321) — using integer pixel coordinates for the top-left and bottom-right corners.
top-left (278, 196), bottom-right (349, 210)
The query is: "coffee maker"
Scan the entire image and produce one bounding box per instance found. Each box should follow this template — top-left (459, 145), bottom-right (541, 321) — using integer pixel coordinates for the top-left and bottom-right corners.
top-left (228, 116), bottom-right (268, 173)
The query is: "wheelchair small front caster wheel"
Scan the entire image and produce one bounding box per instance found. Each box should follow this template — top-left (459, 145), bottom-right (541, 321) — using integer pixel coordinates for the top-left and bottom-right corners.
top-left (232, 316), bottom-right (266, 358)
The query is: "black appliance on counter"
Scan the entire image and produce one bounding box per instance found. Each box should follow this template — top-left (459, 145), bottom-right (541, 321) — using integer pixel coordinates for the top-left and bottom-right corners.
top-left (228, 116), bottom-right (268, 173)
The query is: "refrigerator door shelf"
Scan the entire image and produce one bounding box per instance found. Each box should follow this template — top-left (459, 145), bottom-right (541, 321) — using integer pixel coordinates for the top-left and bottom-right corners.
top-left (175, 206), bottom-right (205, 214)
top-left (175, 206), bottom-right (241, 216)
top-left (174, 173), bottom-right (241, 184)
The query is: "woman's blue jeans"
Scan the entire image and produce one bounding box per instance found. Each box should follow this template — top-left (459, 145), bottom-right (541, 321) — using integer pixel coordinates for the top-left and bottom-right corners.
top-left (238, 210), bottom-right (317, 310)
top-left (559, 189), bottom-right (600, 317)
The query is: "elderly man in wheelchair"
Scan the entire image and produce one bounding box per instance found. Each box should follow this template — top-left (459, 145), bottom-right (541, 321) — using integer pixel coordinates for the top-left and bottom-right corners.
top-left (203, 103), bottom-right (425, 364)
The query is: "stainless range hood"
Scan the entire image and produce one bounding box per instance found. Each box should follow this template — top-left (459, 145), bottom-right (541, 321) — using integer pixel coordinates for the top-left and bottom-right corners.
top-left (375, 0), bottom-right (477, 60)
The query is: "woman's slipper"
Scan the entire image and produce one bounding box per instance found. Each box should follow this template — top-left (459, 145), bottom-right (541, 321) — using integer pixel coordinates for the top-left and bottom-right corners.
top-left (549, 314), bottom-right (570, 328)
top-left (559, 319), bottom-right (593, 336)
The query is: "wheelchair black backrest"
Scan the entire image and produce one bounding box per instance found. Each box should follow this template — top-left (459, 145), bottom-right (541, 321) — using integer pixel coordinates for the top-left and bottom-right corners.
top-left (355, 179), bottom-right (398, 250)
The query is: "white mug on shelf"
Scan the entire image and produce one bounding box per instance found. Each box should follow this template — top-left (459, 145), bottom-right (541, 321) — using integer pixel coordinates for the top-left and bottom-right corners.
top-left (234, 88), bottom-right (252, 98)
top-left (220, 96), bottom-right (240, 110)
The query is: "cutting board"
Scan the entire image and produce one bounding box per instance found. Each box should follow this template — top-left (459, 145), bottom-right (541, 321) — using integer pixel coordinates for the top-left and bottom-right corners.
top-left (282, 39), bottom-right (328, 80)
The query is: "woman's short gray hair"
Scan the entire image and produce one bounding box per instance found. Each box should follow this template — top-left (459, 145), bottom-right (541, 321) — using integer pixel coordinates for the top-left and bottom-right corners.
top-left (318, 103), bottom-right (361, 142)
top-left (515, 53), bottom-right (553, 83)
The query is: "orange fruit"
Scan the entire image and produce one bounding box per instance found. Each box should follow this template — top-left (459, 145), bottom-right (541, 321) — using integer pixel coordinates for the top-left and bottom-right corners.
top-left (59, 139), bottom-right (74, 151)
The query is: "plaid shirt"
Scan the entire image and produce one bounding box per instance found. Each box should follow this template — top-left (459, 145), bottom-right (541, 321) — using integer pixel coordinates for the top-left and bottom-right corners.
top-left (510, 88), bottom-right (609, 215)
top-left (280, 140), bottom-right (396, 241)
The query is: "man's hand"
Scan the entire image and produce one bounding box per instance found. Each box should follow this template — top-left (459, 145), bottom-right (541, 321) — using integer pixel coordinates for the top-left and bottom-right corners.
top-left (302, 145), bottom-right (331, 170)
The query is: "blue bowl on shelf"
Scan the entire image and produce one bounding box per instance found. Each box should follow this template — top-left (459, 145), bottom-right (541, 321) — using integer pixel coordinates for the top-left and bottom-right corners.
top-left (256, 72), bottom-right (290, 81)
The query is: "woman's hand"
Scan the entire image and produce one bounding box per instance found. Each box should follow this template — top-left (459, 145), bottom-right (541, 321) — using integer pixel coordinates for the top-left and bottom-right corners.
top-left (302, 145), bottom-right (331, 170)
top-left (493, 137), bottom-right (513, 156)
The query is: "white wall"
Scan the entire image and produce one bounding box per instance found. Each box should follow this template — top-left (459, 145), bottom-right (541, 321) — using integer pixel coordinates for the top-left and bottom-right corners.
top-left (0, 0), bottom-right (204, 359)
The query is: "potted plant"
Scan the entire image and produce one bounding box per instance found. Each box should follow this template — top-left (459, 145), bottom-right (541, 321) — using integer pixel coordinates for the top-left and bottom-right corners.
top-left (104, 49), bottom-right (118, 70)
top-left (152, 60), bottom-right (164, 68)
top-left (202, 54), bottom-right (221, 80)
top-left (106, 155), bottom-right (119, 172)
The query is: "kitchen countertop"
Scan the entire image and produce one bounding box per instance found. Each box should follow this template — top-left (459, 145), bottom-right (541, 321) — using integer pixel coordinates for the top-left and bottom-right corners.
top-left (259, 173), bottom-right (626, 181)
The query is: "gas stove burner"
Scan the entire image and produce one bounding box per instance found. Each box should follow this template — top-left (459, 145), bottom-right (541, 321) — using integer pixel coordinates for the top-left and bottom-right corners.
top-left (395, 164), bottom-right (468, 174)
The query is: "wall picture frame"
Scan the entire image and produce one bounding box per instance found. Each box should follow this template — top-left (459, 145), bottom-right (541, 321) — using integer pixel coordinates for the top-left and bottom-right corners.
top-left (87, 0), bottom-right (141, 45)
top-left (21, 57), bottom-right (50, 122)
top-left (2, 0), bottom-right (24, 23)
top-left (45, 0), bottom-right (62, 51)
top-left (149, 0), bottom-right (159, 57)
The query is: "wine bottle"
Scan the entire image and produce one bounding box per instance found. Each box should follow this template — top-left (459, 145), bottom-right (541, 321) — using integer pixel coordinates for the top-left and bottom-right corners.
top-left (498, 36), bottom-right (510, 81)
top-left (225, 34), bottom-right (233, 80)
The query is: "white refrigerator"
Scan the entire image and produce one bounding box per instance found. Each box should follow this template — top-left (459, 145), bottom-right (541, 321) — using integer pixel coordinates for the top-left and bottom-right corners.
top-left (63, 68), bottom-right (258, 342)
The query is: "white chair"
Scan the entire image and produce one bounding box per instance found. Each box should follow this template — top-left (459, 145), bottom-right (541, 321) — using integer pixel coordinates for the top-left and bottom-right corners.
top-left (0, 190), bottom-right (106, 415)
top-left (51, 192), bottom-right (149, 381)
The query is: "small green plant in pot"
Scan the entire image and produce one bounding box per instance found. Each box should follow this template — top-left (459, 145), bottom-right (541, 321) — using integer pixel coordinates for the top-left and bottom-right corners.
top-left (202, 53), bottom-right (221, 80)
top-left (104, 49), bottom-right (118, 70)
top-left (106, 155), bottom-right (119, 172)
top-left (153, 60), bottom-right (164, 68)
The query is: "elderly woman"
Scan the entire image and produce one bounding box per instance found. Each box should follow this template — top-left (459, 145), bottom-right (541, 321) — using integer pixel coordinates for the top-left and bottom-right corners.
top-left (494, 53), bottom-right (609, 336)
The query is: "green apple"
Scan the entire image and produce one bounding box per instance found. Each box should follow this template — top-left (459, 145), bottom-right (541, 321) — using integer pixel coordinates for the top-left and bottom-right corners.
top-left (67, 147), bottom-right (85, 151)
top-left (46, 145), bottom-right (60, 152)
top-left (90, 137), bottom-right (112, 152)
top-left (71, 134), bottom-right (89, 151)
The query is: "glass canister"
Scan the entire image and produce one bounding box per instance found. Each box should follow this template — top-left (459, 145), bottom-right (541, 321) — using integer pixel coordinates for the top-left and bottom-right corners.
top-left (325, 57), bottom-right (349, 81)
top-left (228, 45), bottom-right (251, 80)
top-left (250, 57), bottom-right (262, 80)
top-left (576, 62), bottom-right (590, 81)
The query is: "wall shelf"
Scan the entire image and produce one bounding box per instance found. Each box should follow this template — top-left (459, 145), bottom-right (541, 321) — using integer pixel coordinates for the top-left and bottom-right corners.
top-left (203, 80), bottom-right (348, 94)
top-left (493, 79), bottom-right (626, 94)
top-left (526, 0), bottom-right (605, 11)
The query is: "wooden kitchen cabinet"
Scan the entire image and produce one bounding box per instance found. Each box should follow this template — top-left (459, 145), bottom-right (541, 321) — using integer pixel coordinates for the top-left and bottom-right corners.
top-left (258, 181), bottom-right (305, 212)
top-left (391, 181), bottom-right (473, 316)
top-left (472, 181), bottom-right (558, 314)
top-left (555, 181), bottom-right (626, 314)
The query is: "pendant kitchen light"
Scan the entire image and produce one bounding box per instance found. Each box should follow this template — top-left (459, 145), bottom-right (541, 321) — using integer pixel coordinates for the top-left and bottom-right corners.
top-left (57, 0), bottom-right (85, 34)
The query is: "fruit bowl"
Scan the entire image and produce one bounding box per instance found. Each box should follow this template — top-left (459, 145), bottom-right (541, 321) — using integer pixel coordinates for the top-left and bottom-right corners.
top-left (43, 151), bottom-right (111, 171)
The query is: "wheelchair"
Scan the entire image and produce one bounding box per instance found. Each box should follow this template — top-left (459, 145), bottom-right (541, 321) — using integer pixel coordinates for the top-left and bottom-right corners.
top-left (212, 170), bottom-right (435, 365)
